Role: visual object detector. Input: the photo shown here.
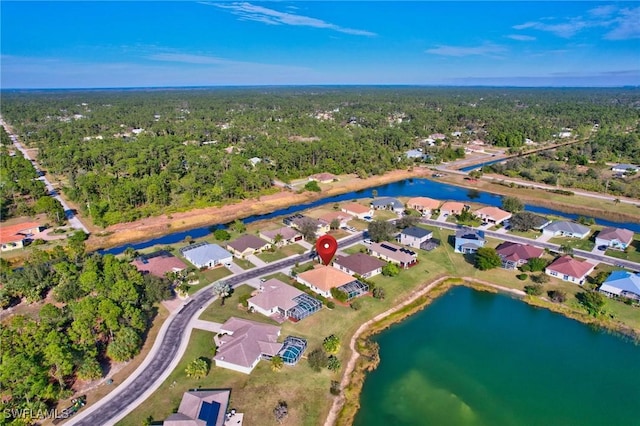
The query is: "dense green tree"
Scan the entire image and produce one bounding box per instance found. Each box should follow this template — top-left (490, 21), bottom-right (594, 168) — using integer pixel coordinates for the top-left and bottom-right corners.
top-left (367, 219), bottom-right (396, 242)
top-left (304, 180), bottom-right (322, 192)
top-left (474, 247), bottom-right (502, 270)
top-left (322, 334), bottom-right (341, 354)
top-left (502, 196), bottom-right (524, 213)
top-left (577, 291), bottom-right (606, 317)
top-left (308, 348), bottom-right (328, 372)
top-left (106, 326), bottom-right (142, 362)
top-left (185, 358), bottom-right (210, 379)
top-left (381, 263), bottom-right (400, 277)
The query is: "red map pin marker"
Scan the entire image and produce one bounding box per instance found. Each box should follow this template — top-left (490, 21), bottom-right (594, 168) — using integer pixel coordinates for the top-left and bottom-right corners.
top-left (316, 234), bottom-right (338, 265)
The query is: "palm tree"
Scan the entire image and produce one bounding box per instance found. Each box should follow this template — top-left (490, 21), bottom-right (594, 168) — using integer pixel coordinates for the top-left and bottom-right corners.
top-left (559, 243), bottom-right (574, 256)
top-left (613, 198), bottom-right (620, 205)
top-left (271, 355), bottom-right (284, 372)
top-left (274, 233), bottom-right (283, 247)
top-left (212, 281), bottom-right (232, 305)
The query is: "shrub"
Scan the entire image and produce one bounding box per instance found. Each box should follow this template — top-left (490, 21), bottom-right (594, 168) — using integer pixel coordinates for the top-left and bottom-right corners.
top-left (323, 334), bottom-right (340, 354)
top-left (373, 287), bottom-right (386, 300)
top-left (239, 293), bottom-right (251, 308)
top-left (548, 290), bottom-right (567, 303)
top-left (326, 301), bottom-right (335, 309)
top-left (304, 180), bottom-right (322, 192)
top-left (327, 355), bottom-right (341, 371)
top-left (308, 348), bottom-right (328, 372)
top-left (531, 273), bottom-right (550, 284)
top-left (350, 300), bottom-right (362, 310)
top-left (382, 263), bottom-right (400, 277)
top-left (524, 284), bottom-right (543, 296)
top-left (213, 229), bottom-right (231, 241)
top-left (330, 380), bottom-right (341, 396)
top-left (330, 287), bottom-right (348, 303)
top-left (517, 273), bottom-right (528, 281)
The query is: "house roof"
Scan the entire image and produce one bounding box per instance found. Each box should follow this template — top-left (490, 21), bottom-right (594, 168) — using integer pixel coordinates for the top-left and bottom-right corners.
top-left (405, 149), bottom-right (424, 158)
top-left (597, 227), bottom-right (634, 245)
top-left (227, 234), bottom-right (269, 253)
top-left (320, 211), bottom-right (353, 224)
top-left (369, 241), bottom-right (417, 264)
top-left (297, 264), bottom-right (355, 293)
top-left (260, 227), bottom-right (301, 241)
top-left (455, 228), bottom-right (485, 241)
top-left (214, 317), bottom-right (282, 368)
top-left (310, 172), bottom-right (336, 181)
top-left (131, 251), bottom-right (188, 278)
top-left (440, 201), bottom-right (465, 212)
top-left (547, 256), bottom-right (595, 279)
top-left (612, 163), bottom-right (639, 171)
top-left (180, 243), bottom-right (232, 265)
top-left (401, 226), bottom-right (432, 239)
top-left (292, 216), bottom-right (328, 229)
top-left (333, 253), bottom-right (386, 276)
top-left (600, 271), bottom-right (640, 297)
top-left (371, 197), bottom-right (404, 209)
top-left (248, 279), bottom-right (304, 312)
top-left (543, 221), bottom-right (590, 235)
top-left (164, 389), bottom-right (231, 426)
top-left (407, 197), bottom-right (440, 211)
top-left (0, 221), bottom-right (42, 244)
top-left (342, 202), bottom-right (370, 215)
top-left (495, 242), bottom-right (544, 263)
top-left (475, 206), bottom-right (512, 222)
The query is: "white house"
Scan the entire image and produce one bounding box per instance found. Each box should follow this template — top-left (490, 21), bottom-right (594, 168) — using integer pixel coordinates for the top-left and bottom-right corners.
top-left (180, 242), bottom-right (233, 269)
top-left (542, 221), bottom-right (591, 239)
top-left (341, 202), bottom-right (373, 219)
top-left (611, 164), bottom-right (639, 173)
top-left (248, 279), bottom-right (321, 321)
top-left (599, 271), bottom-right (640, 301)
top-left (545, 256), bottom-right (595, 285)
top-left (398, 226), bottom-right (432, 249)
top-left (595, 227), bottom-right (634, 250)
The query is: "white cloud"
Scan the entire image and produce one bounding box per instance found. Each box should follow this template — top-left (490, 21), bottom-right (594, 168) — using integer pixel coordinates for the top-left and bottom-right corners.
top-left (425, 43), bottom-right (507, 57)
top-left (514, 6), bottom-right (640, 40)
top-left (202, 2), bottom-right (376, 36)
top-left (506, 34), bottom-right (536, 41)
top-left (147, 53), bottom-right (231, 65)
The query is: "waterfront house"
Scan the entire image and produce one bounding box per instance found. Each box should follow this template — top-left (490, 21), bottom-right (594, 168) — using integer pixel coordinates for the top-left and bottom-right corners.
top-left (180, 243), bottom-right (233, 269)
top-left (320, 211), bottom-right (353, 228)
top-left (213, 317), bottom-right (282, 375)
top-left (595, 227), bottom-right (634, 250)
top-left (131, 251), bottom-right (187, 278)
top-left (296, 264), bottom-right (368, 299)
top-left (599, 271), bottom-right (640, 301)
top-left (611, 164), bottom-right (640, 174)
top-left (226, 234), bottom-right (270, 258)
top-left (398, 226), bottom-right (433, 249)
top-left (247, 279), bottom-right (321, 321)
top-left (289, 216), bottom-right (330, 236)
top-left (440, 201), bottom-right (465, 216)
top-left (406, 197), bottom-right (440, 216)
top-left (369, 241), bottom-right (417, 268)
top-left (259, 227), bottom-right (303, 246)
top-left (454, 228), bottom-right (485, 254)
top-left (164, 389), bottom-right (234, 426)
top-left (332, 253), bottom-right (386, 278)
top-left (545, 255), bottom-right (595, 285)
top-left (370, 197), bottom-right (405, 214)
top-left (405, 149), bottom-right (426, 160)
top-left (475, 206), bottom-right (512, 225)
top-left (309, 173), bottom-right (337, 183)
top-left (0, 222), bottom-right (44, 251)
top-left (542, 221), bottom-right (591, 239)
top-left (495, 242), bottom-right (544, 269)
top-left (341, 202), bottom-right (373, 219)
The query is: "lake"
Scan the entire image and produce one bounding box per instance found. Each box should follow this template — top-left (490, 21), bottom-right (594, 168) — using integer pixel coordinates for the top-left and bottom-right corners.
top-left (354, 286), bottom-right (639, 426)
top-left (101, 178), bottom-right (640, 255)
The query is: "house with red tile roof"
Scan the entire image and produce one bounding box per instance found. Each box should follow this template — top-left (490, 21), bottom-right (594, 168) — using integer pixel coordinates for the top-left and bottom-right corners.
top-left (495, 242), bottom-right (544, 269)
top-left (341, 202), bottom-right (373, 219)
top-left (545, 255), bottom-right (595, 285)
top-left (475, 206), bottom-right (512, 225)
top-left (309, 173), bottom-right (337, 183)
top-left (131, 251), bottom-right (188, 278)
top-left (0, 222), bottom-right (44, 251)
top-left (320, 211), bottom-right (353, 228)
top-left (406, 197), bottom-right (440, 216)
top-left (440, 201), bottom-right (465, 216)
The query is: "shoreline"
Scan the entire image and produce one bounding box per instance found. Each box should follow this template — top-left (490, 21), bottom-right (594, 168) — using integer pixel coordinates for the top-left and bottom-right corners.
top-left (327, 276), bottom-right (639, 426)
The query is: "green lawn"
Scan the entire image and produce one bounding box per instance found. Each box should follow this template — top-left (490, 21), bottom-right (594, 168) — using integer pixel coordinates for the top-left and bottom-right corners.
top-left (200, 267), bottom-right (232, 283)
top-left (342, 244), bottom-right (367, 255)
top-left (604, 237), bottom-right (640, 264)
top-left (548, 236), bottom-right (595, 251)
top-left (261, 272), bottom-right (293, 283)
top-left (509, 229), bottom-right (542, 239)
top-left (372, 209), bottom-right (398, 221)
top-left (328, 229), bottom-right (350, 240)
top-left (198, 284), bottom-right (277, 324)
top-left (348, 219), bottom-right (369, 231)
top-left (233, 258), bottom-right (256, 270)
top-left (257, 243), bottom-right (307, 263)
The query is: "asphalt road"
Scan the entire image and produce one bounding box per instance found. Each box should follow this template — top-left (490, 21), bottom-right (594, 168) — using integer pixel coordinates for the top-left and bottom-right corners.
top-left (68, 232), bottom-right (365, 426)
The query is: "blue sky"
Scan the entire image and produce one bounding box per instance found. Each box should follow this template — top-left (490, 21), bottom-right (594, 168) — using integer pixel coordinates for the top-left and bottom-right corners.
top-left (1, 1), bottom-right (639, 88)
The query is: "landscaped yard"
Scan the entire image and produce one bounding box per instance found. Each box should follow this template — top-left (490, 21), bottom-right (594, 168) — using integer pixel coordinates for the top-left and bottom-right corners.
top-left (328, 229), bottom-right (350, 240)
top-left (233, 258), bottom-right (256, 270)
top-left (548, 236), bottom-right (595, 252)
top-left (372, 209), bottom-right (399, 221)
top-left (342, 244), bottom-right (367, 255)
top-left (200, 266), bottom-right (233, 283)
top-left (509, 229), bottom-right (542, 240)
top-left (348, 218), bottom-right (369, 231)
top-left (604, 237), bottom-right (640, 264)
top-left (198, 284), bottom-right (276, 324)
top-left (257, 243), bottom-right (307, 263)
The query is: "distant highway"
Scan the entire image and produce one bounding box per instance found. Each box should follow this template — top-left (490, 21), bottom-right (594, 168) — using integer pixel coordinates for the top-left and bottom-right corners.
top-left (0, 116), bottom-right (90, 234)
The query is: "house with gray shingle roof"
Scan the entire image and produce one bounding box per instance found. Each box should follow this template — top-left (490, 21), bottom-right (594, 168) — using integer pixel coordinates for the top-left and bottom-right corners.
top-left (611, 164), bottom-right (639, 173)
top-left (595, 227), bottom-right (634, 250)
top-left (599, 271), bottom-right (640, 301)
top-left (226, 234), bottom-right (270, 258)
top-left (371, 197), bottom-right (404, 214)
top-left (542, 221), bottom-right (591, 239)
top-left (164, 389), bottom-right (233, 426)
top-left (180, 242), bottom-right (233, 269)
top-left (398, 226), bottom-right (433, 249)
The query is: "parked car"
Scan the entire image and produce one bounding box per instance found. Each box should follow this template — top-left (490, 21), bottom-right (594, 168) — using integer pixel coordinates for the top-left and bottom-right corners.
top-left (363, 238), bottom-right (372, 245)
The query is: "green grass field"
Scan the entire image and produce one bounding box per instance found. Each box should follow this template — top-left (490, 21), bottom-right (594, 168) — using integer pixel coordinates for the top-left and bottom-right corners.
top-left (548, 236), bottom-right (595, 251)
top-left (257, 243), bottom-right (307, 263)
top-left (604, 236), bottom-right (640, 264)
top-left (233, 258), bottom-right (256, 270)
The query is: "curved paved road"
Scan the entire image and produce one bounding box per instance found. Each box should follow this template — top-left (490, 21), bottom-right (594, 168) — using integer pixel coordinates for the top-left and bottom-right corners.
top-left (68, 233), bottom-right (365, 426)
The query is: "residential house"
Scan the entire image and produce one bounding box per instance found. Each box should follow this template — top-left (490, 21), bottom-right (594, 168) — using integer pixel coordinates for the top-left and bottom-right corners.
top-left (332, 253), bottom-right (386, 278)
top-left (599, 271), bottom-right (640, 301)
top-left (259, 227), bottom-right (303, 246)
top-left (226, 235), bottom-right (270, 258)
top-left (429, 133), bottom-right (446, 140)
top-left (475, 206), bottom-right (512, 225)
top-left (495, 242), bottom-right (544, 269)
top-left (290, 216), bottom-right (330, 237)
top-left (309, 173), bottom-right (337, 183)
top-left (370, 197), bottom-right (405, 214)
top-left (248, 157), bottom-right (262, 167)
top-left (296, 264), bottom-right (368, 299)
top-left (398, 226), bottom-right (433, 249)
top-left (164, 389), bottom-right (235, 426)
top-left (248, 279), bottom-right (321, 321)
top-left (406, 197), bottom-right (440, 216)
top-left (320, 211), bottom-right (353, 228)
top-left (545, 255), bottom-right (595, 285)
top-left (454, 228), bottom-right (486, 254)
top-left (611, 164), bottom-right (639, 173)
top-left (213, 317), bottom-right (282, 375)
top-left (369, 241), bottom-right (417, 268)
top-left (542, 221), bottom-right (591, 239)
top-left (440, 201), bottom-right (465, 216)
top-left (180, 242), bottom-right (233, 269)
top-left (130, 251), bottom-right (187, 278)
top-left (595, 227), bottom-right (634, 250)
top-left (0, 222), bottom-right (44, 251)
top-left (405, 149), bottom-right (425, 160)
top-left (341, 202), bottom-right (373, 219)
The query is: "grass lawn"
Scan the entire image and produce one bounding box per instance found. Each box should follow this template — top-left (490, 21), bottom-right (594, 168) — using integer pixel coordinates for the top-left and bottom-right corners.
top-left (604, 237), bottom-right (640, 264)
top-left (233, 258), bottom-right (256, 270)
top-left (261, 272), bottom-right (293, 283)
top-left (509, 229), bottom-right (542, 239)
top-left (348, 218), bottom-right (369, 231)
top-left (372, 209), bottom-right (398, 221)
top-left (200, 267), bottom-right (233, 283)
top-left (257, 243), bottom-right (307, 263)
top-left (328, 229), bottom-right (350, 240)
top-left (198, 284), bottom-right (277, 325)
top-left (342, 244), bottom-right (367, 255)
top-left (548, 236), bottom-right (595, 251)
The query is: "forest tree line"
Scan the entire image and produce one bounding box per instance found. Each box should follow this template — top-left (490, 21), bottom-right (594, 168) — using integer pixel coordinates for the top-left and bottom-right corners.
top-left (1, 87), bottom-right (639, 226)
